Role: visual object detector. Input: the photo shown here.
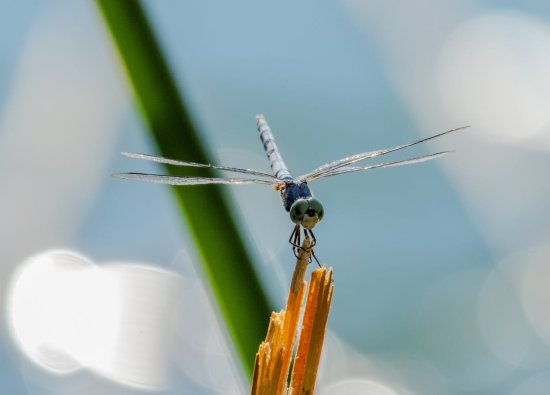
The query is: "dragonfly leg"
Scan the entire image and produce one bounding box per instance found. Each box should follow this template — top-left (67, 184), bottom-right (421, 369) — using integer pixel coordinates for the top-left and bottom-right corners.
top-left (288, 224), bottom-right (298, 247)
top-left (310, 248), bottom-right (321, 268)
top-left (289, 225), bottom-right (301, 258)
top-left (305, 229), bottom-right (317, 248)
top-left (289, 226), bottom-right (320, 266)
top-left (304, 229), bottom-right (321, 267)
top-left (296, 227), bottom-right (302, 257)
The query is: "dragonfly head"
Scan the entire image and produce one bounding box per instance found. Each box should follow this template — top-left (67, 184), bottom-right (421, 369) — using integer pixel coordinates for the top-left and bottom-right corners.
top-left (290, 198), bottom-right (324, 229)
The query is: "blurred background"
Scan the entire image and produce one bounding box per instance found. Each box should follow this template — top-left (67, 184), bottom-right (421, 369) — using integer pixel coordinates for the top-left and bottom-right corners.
top-left (2, 1), bottom-right (550, 394)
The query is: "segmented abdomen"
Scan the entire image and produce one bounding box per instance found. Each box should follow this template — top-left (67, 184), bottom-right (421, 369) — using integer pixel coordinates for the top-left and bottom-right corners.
top-left (256, 114), bottom-right (293, 180)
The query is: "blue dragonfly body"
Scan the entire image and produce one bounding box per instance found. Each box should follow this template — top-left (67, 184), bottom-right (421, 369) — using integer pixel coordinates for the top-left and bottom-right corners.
top-left (115, 115), bottom-right (466, 261)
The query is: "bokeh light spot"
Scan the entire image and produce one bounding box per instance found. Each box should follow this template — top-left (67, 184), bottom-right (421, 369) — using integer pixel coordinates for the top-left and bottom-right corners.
top-left (6, 250), bottom-right (181, 390)
top-left (436, 11), bottom-right (550, 145)
top-left (6, 250), bottom-right (119, 374)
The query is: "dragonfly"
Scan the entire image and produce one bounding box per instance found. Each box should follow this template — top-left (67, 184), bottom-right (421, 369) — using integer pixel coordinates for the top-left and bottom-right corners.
top-left (114, 114), bottom-right (467, 263)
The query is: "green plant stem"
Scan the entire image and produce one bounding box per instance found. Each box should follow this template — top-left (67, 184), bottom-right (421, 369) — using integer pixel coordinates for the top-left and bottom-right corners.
top-left (96, 0), bottom-right (271, 376)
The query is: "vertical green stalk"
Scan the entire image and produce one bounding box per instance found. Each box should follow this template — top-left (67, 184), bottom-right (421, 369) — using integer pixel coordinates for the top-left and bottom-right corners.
top-left (96, 0), bottom-right (271, 376)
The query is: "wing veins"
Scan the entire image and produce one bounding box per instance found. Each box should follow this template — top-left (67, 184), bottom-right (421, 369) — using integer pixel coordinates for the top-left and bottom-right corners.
top-left (121, 152), bottom-right (278, 180)
top-left (299, 126), bottom-right (468, 180)
top-left (113, 172), bottom-right (275, 186)
top-left (307, 151), bottom-right (452, 180)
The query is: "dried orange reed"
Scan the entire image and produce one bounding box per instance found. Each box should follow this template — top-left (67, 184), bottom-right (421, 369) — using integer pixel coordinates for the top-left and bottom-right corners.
top-left (251, 238), bottom-right (334, 395)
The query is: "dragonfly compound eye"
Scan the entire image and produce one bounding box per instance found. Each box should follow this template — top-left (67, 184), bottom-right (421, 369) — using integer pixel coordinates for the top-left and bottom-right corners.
top-left (308, 198), bottom-right (324, 221)
top-left (300, 198), bottom-right (325, 229)
top-left (290, 199), bottom-right (309, 224)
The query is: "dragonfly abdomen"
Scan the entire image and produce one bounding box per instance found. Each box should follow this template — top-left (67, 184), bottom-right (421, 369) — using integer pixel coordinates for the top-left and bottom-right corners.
top-left (256, 114), bottom-right (293, 181)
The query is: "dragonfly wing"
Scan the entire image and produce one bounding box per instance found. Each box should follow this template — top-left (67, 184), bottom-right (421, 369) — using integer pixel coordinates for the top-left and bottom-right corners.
top-left (121, 152), bottom-right (278, 179)
top-left (299, 126), bottom-right (468, 180)
top-left (305, 151), bottom-right (452, 181)
top-left (113, 173), bottom-right (276, 186)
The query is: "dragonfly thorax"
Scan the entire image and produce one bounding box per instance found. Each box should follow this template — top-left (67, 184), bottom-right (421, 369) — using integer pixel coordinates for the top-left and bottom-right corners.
top-left (279, 180), bottom-right (313, 211)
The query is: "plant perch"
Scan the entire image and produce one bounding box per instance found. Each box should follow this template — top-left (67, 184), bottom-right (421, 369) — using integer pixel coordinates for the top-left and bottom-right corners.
top-left (251, 238), bottom-right (334, 395)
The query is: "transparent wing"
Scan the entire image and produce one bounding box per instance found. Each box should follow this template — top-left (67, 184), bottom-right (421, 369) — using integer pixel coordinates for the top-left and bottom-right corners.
top-left (121, 152), bottom-right (278, 180)
top-left (307, 151), bottom-right (452, 180)
top-left (299, 126), bottom-right (468, 181)
top-left (113, 172), bottom-right (276, 186)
